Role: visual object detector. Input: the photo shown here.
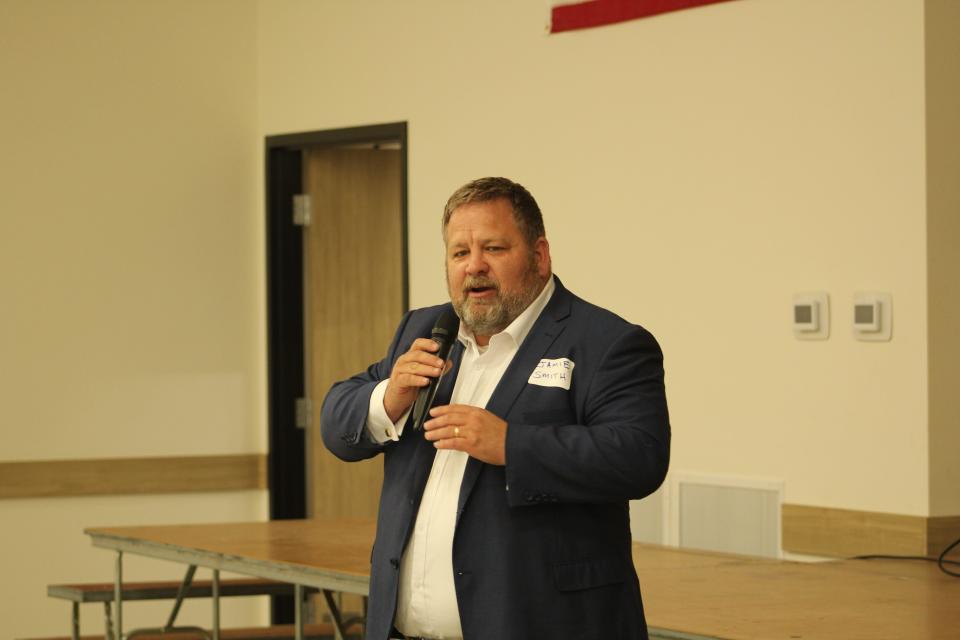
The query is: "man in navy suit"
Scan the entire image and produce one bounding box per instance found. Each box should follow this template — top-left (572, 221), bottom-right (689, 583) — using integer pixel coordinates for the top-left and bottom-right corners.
top-left (322, 177), bottom-right (670, 640)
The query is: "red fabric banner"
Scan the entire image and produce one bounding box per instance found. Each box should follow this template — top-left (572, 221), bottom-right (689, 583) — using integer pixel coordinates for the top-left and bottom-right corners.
top-left (550, 0), bottom-right (736, 33)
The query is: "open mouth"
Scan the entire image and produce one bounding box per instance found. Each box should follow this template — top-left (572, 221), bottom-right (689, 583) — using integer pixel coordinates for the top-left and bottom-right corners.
top-left (468, 285), bottom-right (496, 297)
top-left (465, 280), bottom-right (498, 298)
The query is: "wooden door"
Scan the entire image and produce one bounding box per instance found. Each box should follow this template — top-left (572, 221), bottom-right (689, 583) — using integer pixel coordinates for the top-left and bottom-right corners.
top-left (303, 145), bottom-right (404, 521)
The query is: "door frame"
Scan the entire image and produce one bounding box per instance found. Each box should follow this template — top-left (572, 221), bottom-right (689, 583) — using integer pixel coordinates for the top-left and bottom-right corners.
top-left (264, 123), bottom-right (408, 619)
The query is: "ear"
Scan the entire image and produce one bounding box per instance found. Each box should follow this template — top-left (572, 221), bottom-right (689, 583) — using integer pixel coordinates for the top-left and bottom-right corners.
top-left (532, 237), bottom-right (551, 278)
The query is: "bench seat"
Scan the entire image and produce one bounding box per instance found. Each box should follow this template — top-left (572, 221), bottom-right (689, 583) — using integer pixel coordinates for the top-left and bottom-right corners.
top-left (47, 578), bottom-right (303, 603)
top-left (17, 623), bottom-right (362, 640)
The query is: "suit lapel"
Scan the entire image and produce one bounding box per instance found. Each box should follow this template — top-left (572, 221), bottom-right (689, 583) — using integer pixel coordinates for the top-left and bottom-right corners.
top-left (457, 281), bottom-right (573, 517)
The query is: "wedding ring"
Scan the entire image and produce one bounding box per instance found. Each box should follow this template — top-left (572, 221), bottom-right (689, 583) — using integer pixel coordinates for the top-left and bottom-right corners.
top-left (454, 426), bottom-right (460, 438)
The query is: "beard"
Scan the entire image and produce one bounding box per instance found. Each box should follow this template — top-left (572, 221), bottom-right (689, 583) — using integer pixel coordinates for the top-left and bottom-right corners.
top-left (449, 255), bottom-right (545, 338)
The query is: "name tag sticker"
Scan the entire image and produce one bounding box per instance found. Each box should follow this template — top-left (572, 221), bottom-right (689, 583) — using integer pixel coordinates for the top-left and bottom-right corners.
top-left (527, 358), bottom-right (575, 390)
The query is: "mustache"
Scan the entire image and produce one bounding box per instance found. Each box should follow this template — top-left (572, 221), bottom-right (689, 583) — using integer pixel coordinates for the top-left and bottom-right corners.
top-left (462, 276), bottom-right (499, 292)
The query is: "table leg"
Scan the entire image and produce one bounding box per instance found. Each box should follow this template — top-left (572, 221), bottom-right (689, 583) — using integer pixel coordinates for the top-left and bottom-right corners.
top-left (212, 569), bottom-right (220, 640)
top-left (71, 602), bottom-right (79, 640)
top-left (321, 589), bottom-right (345, 640)
top-left (114, 551), bottom-right (123, 640)
top-left (164, 564), bottom-right (197, 629)
top-left (294, 584), bottom-right (303, 640)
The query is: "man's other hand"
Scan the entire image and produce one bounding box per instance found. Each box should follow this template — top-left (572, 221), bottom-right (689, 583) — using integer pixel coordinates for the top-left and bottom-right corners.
top-left (424, 404), bottom-right (507, 466)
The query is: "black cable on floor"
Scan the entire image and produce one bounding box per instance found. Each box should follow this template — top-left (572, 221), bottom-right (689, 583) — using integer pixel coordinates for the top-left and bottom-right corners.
top-left (938, 536), bottom-right (960, 577)
top-left (853, 536), bottom-right (960, 578)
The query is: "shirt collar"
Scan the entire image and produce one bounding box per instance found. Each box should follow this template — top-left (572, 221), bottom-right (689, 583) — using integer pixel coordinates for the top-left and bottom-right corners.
top-left (457, 275), bottom-right (556, 350)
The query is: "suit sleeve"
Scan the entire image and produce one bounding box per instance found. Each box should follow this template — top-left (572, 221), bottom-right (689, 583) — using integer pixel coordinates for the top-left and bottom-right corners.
top-left (320, 311), bottom-right (413, 462)
top-left (504, 325), bottom-right (670, 506)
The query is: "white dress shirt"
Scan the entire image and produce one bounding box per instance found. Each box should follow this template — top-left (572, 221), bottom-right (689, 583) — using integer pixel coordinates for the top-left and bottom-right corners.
top-left (364, 277), bottom-right (556, 639)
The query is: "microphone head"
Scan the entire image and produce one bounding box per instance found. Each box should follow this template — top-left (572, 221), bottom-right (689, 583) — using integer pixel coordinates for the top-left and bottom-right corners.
top-left (431, 308), bottom-right (460, 357)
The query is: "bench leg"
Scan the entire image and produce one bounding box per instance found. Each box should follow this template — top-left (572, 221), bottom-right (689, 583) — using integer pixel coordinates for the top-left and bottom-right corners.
top-left (104, 602), bottom-right (114, 640)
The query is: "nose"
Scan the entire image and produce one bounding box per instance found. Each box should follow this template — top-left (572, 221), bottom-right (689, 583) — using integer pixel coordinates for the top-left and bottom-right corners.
top-left (465, 249), bottom-right (488, 275)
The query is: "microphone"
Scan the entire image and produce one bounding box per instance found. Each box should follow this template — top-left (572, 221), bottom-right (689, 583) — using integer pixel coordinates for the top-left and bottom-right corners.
top-left (411, 308), bottom-right (460, 430)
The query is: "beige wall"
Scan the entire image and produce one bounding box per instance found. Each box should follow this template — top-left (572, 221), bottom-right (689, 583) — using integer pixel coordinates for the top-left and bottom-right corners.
top-left (0, 0), bottom-right (267, 635)
top-left (258, 0), bottom-right (932, 515)
top-left (926, 0), bottom-right (960, 516)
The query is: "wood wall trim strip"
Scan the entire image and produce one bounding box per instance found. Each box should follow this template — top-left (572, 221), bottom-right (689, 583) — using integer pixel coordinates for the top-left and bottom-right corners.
top-left (927, 515), bottom-right (960, 558)
top-left (782, 504), bottom-right (960, 559)
top-left (0, 454), bottom-right (267, 499)
top-left (782, 504), bottom-right (926, 558)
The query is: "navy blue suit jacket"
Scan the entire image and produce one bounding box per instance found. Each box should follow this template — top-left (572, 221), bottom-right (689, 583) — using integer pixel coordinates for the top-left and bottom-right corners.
top-left (321, 278), bottom-right (670, 640)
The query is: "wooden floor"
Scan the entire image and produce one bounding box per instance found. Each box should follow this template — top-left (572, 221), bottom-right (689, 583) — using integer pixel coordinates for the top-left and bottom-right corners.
top-left (634, 543), bottom-right (960, 640)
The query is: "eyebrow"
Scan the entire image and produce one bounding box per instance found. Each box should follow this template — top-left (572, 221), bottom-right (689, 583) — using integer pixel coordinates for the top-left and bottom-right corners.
top-left (447, 235), bottom-right (512, 248)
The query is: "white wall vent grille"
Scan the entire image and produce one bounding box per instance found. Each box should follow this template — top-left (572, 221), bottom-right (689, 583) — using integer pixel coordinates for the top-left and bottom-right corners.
top-left (669, 472), bottom-right (783, 558)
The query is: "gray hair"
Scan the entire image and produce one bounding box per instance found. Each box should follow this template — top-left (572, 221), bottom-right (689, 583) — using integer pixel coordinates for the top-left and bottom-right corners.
top-left (441, 177), bottom-right (545, 246)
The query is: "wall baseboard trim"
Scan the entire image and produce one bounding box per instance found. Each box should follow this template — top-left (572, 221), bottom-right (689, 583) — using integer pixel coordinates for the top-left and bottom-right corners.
top-left (0, 454), bottom-right (267, 499)
top-left (782, 504), bottom-right (960, 558)
top-left (928, 515), bottom-right (960, 557)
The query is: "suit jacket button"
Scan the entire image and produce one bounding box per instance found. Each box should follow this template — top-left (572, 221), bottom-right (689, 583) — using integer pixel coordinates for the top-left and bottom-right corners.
top-left (389, 558), bottom-right (399, 569)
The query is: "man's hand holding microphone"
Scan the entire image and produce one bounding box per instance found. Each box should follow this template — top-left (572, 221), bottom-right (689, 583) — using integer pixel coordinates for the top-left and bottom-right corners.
top-left (383, 310), bottom-right (507, 466)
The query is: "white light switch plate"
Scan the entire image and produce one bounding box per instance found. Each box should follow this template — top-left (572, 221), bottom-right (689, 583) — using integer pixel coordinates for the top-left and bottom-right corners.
top-left (853, 292), bottom-right (892, 341)
top-left (793, 292), bottom-right (829, 340)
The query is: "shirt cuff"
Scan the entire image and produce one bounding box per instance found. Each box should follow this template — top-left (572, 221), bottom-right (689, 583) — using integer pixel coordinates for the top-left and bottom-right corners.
top-left (365, 379), bottom-right (408, 443)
